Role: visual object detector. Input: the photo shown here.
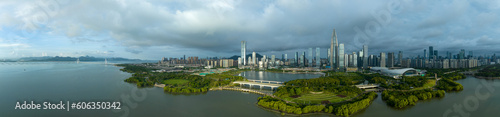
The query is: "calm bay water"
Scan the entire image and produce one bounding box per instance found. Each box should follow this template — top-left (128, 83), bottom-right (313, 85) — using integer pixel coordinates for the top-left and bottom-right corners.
top-left (1, 62), bottom-right (499, 117)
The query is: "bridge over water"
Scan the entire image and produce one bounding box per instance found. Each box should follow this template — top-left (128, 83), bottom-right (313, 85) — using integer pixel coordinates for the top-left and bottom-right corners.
top-left (355, 84), bottom-right (380, 89)
top-left (233, 80), bottom-right (284, 90)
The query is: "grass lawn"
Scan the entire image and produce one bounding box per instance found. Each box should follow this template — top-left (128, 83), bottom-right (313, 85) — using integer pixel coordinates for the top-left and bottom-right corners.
top-left (412, 79), bottom-right (436, 90)
top-left (284, 92), bottom-right (353, 105)
top-left (163, 79), bottom-right (189, 85)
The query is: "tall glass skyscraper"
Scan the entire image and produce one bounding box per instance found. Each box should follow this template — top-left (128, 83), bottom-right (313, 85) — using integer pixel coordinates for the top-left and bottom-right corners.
top-left (424, 49), bottom-right (427, 59)
top-left (358, 50), bottom-right (363, 68)
top-left (241, 41), bottom-right (246, 65)
top-left (295, 52), bottom-right (299, 66)
top-left (363, 45), bottom-right (368, 69)
top-left (327, 48), bottom-right (331, 66)
top-left (353, 52), bottom-right (357, 67)
top-left (380, 52), bottom-right (386, 67)
top-left (398, 51), bottom-right (402, 65)
top-left (316, 47), bottom-right (320, 67)
top-left (284, 54), bottom-right (287, 62)
top-left (388, 52), bottom-right (394, 67)
top-left (434, 50), bottom-right (438, 59)
top-left (344, 53), bottom-right (348, 68)
top-left (331, 29), bottom-right (338, 70)
top-left (308, 48), bottom-right (313, 67)
top-left (252, 52), bottom-right (256, 65)
top-left (339, 43), bottom-right (344, 70)
top-left (429, 46), bottom-right (433, 60)
top-left (271, 55), bottom-right (275, 66)
top-left (302, 52), bottom-right (306, 67)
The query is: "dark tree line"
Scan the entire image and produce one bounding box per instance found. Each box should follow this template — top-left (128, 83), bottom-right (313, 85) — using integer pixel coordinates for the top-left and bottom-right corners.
top-left (330, 92), bottom-right (378, 116)
top-left (382, 89), bottom-right (445, 108)
top-left (274, 86), bottom-right (362, 99)
top-left (258, 92), bottom-right (378, 116)
top-left (476, 64), bottom-right (500, 77)
top-left (381, 76), bottom-right (429, 90)
top-left (117, 64), bottom-right (155, 73)
top-left (436, 79), bottom-right (463, 91)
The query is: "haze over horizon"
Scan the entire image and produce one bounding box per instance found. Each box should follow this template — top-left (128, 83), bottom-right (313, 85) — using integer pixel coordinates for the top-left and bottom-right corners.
top-left (1, 0), bottom-right (500, 60)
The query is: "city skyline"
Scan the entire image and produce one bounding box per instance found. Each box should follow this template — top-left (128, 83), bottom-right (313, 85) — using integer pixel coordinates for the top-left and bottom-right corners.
top-left (1, 1), bottom-right (500, 60)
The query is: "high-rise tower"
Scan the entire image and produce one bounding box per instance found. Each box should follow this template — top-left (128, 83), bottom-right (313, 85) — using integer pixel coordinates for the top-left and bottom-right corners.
top-left (252, 52), bottom-right (256, 65)
top-left (424, 49), bottom-right (427, 60)
top-left (429, 46), bottom-right (433, 60)
top-left (284, 54), bottom-right (287, 62)
top-left (316, 47), bottom-right (320, 67)
top-left (271, 55), bottom-right (275, 66)
top-left (363, 45), bottom-right (368, 69)
top-left (295, 52), bottom-right (299, 66)
top-left (380, 52), bottom-right (386, 67)
top-left (330, 29), bottom-right (338, 70)
top-left (327, 48), bottom-right (331, 65)
top-left (302, 51), bottom-right (306, 67)
top-left (339, 43), bottom-right (344, 70)
top-left (398, 51), bottom-right (402, 66)
top-left (241, 41), bottom-right (246, 65)
top-left (388, 52), bottom-right (394, 67)
top-left (308, 48), bottom-right (313, 67)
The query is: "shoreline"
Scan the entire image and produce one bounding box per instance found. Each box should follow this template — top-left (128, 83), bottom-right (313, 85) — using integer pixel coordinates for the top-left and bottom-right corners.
top-left (475, 76), bottom-right (500, 79)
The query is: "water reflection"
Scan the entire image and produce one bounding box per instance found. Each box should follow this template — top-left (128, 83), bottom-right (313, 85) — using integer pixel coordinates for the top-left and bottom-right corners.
top-left (258, 71), bottom-right (264, 80)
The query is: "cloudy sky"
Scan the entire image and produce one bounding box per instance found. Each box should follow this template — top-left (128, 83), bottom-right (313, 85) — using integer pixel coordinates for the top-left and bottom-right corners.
top-left (1, 0), bottom-right (499, 60)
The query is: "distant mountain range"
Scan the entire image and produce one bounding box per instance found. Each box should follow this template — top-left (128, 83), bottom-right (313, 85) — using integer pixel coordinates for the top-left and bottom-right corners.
top-left (1, 56), bottom-right (142, 62)
top-left (228, 53), bottom-right (264, 60)
top-left (0, 53), bottom-right (268, 62)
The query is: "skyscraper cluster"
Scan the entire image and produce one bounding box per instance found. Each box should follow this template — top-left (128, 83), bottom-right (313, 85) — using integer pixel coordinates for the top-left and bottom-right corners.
top-left (238, 41), bottom-right (287, 69)
top-left (328, 29), bottom-right (369, 72)
top-left (163, 30), bottom-right (499, 71)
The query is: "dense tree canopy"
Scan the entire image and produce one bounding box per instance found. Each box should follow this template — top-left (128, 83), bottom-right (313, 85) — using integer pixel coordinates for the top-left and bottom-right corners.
top-left (436, 79), bottom-right (463, 91)
top-left (261, 72), bottom-right (376, 116)
top-left (258, 92), bottom-right (378, 116)
top-left (476, 64), bottom-right (500, 77)
top-left (331, 92), bottom-right (378, 116)
top-left (382, 89), bottom-right (445, 108)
